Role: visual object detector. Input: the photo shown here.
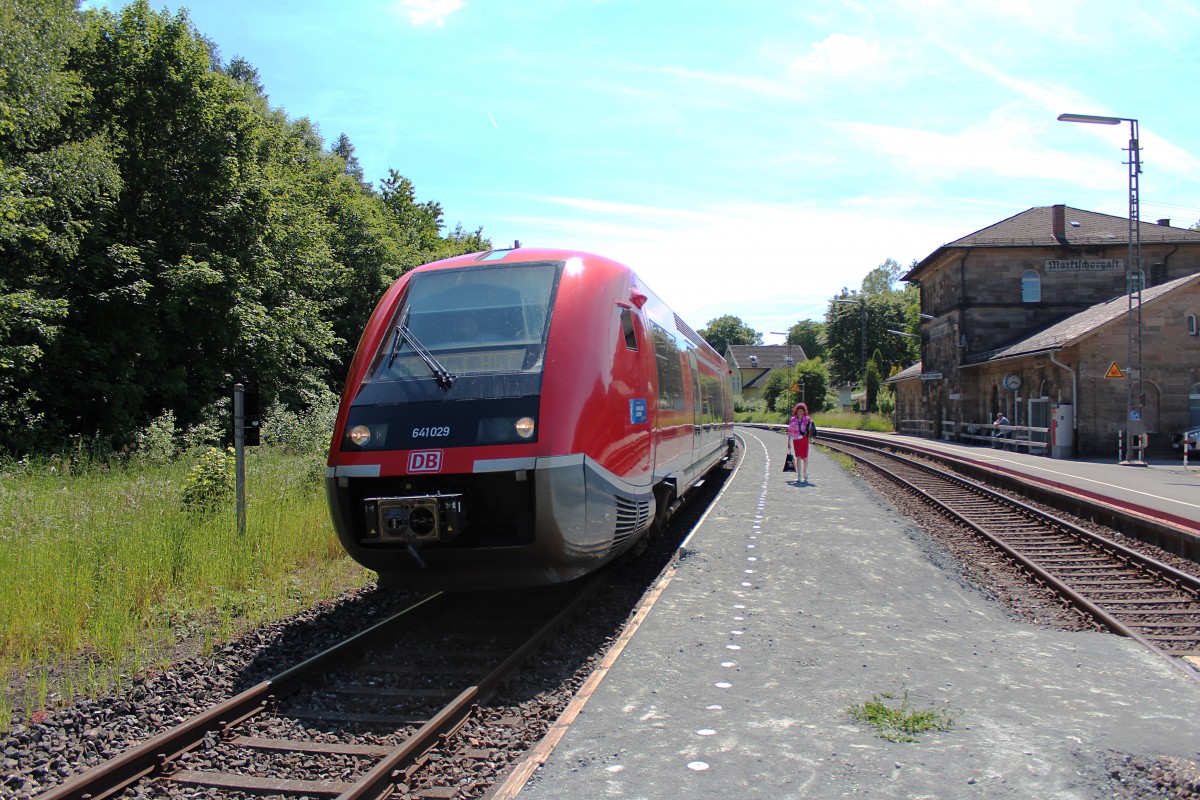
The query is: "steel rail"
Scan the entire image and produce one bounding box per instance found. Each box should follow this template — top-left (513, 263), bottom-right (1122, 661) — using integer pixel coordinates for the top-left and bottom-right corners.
top-left (819, 434), bottom-right (1200, 596)
top-left (821, 437), bottom-right (1200, 676)
top-left (339, 568), bottom-right (610, 800)
top-left (37, 592), bottom-right (445, 800)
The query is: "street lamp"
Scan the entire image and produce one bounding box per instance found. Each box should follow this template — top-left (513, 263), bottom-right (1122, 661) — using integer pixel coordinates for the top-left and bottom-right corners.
top-left (834, 297), bottom-right (866, 378)
top-left (1057, 112), bottom-right (1144, 463)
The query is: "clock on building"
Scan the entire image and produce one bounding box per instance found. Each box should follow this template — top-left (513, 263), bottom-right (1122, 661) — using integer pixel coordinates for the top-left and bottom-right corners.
top-left (1003, 373), bottom-right (1023, 391)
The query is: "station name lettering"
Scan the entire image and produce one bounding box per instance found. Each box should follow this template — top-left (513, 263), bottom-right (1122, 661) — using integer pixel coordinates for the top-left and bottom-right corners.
top-left (1044, 258), bottom-right (1123, 272)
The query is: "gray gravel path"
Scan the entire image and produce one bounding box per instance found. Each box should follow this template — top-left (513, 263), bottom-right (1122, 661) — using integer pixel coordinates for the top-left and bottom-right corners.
top-left (515, 429), bottom-right (1200, 799)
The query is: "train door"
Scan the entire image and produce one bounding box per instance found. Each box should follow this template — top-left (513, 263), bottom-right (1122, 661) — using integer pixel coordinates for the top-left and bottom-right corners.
top-left (618, 304), bottom-right (654, 481)
top-left (687, 349), bottom-right (702, 435)
top-left (686, 349), bottom-right (705, 487)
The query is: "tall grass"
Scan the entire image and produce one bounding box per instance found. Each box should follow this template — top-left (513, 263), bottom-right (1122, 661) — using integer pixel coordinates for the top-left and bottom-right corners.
top-left (0, 448), bottom-right (370, 731)
top-left (733, 409), bottom-right (896, 432)
top-left (814, 411), bottom-right (895, 432)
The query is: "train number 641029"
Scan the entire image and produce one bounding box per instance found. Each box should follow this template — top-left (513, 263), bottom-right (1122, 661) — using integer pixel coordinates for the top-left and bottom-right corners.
top-left (412, 426), bottom-right (450, 438)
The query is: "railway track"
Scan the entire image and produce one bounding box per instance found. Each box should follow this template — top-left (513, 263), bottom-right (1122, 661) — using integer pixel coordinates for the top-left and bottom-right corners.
top-left (819, 435), bottom-right (1200, 669)
top-left (10, 449), bottom-right (738, 800)
top-left (37, 578), bottom-right (607, 800)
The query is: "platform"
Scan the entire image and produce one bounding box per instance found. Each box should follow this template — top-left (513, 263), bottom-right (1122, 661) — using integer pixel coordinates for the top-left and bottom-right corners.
top-left (501, 426), bottom-right (1200, 799)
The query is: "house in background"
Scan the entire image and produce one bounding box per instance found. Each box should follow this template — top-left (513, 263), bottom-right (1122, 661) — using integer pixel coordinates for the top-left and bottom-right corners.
top-left (890, 204), bottom-right (1200, 456)
top-left (725, 345), bottom-right (807, 404)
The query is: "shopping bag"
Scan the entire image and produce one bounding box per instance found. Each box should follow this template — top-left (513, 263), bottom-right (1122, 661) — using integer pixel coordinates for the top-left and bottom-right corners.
top-left (783, 453), bottom-right (796, 472)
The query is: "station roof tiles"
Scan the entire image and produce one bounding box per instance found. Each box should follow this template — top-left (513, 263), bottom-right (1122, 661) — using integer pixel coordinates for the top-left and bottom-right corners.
top-left (885, 361), bottom-right (923, 384)
top-left (904, 206), bottom-right (1200, 282)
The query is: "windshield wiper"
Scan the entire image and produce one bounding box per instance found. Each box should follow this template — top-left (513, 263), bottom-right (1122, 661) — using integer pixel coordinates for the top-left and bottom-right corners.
top-left (388, 323), bottom-right (457, 390)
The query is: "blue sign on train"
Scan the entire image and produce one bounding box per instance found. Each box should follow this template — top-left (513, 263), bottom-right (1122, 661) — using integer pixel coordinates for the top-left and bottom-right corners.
top-left (630, 398), bottom-right (647, 424)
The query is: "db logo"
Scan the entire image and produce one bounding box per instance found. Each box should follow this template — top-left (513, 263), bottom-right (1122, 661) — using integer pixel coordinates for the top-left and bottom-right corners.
top-left (407, 450), bottom-right (444, 473)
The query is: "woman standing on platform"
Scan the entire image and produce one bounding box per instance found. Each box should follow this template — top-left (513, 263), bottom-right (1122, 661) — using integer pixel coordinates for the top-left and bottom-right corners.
top-left (789, 402), bottom-right (814, 483)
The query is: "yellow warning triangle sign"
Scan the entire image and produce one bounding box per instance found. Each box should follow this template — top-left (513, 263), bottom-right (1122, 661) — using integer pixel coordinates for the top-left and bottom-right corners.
top-left (1105, 361), bottom-right (1124, 379)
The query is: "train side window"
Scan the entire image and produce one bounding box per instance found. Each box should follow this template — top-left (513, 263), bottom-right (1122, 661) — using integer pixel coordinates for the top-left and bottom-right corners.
top-left (651, 323), bottom-right (686, 410)
top-left (1188, 313), bottom-right (1198, 336)
top-left (620, 308), bottom-right (638, 350)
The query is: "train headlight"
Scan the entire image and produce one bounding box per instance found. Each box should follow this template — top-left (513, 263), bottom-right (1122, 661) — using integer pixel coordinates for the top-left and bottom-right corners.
top-left (515, 417), bottom-right (536, 439)
top-left (348, 424), bottom-right (372, 446)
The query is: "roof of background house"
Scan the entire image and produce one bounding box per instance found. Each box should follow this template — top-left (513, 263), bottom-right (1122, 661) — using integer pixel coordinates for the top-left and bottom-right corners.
top-left (966, 272), bottom-right (1200, 365)
top-left (725, 345), bottom-right (808, 369)
top-left (904, 205), bottom-right (1200, 283)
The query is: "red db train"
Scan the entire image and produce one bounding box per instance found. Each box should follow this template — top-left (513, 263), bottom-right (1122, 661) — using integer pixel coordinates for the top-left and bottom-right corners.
top-left (325, 247), bottom-right (734, 589)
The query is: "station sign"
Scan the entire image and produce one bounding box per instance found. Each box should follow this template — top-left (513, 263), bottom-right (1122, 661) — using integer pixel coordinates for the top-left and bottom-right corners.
top-left (1045, 258), bottom-right (1123, 272)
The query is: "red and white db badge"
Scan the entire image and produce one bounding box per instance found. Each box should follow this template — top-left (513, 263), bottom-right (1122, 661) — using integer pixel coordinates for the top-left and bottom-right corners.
top-left (407, 450), bottom-right (444, 473)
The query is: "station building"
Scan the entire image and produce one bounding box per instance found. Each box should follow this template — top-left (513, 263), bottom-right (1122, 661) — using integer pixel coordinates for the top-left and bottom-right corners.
top-left (889, 204), bottom-right (1200, 457)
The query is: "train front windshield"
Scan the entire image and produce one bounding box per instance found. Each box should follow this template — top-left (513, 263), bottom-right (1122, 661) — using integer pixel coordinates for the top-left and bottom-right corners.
top-left (367, 262), bottom-right (561, 382)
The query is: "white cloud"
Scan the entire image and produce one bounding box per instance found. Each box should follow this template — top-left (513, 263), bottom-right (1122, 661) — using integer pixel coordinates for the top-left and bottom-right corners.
top-left (394, 0), bottom-right (462, 28)
top-left (786, 33), bottom-right (885, 81)
top-left (485, 194), bottom-right (996, 340)
top-left (654, 34), bottom-right (886, 102)
top-left (835, 108), bottom-right (1125, 188)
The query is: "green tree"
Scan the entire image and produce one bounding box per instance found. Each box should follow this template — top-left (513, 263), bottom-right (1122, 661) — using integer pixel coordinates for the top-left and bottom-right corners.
top-left (786, 319), bottom-right (825, 359)
top-left (860, 257), bottom-right (905, 296)
top-left (0, 0), bottom-right (488, 457)
top-left (825, 292), bottom-right (918, 387)
top-left (331, 132), bottom-right (365, 182)
top-left (762, 366), bottom-right (795, 414)
top-left (796, 358), bottom-right (831, 413)
top-left (823, 259), bottom-right (921, 388)
top-left (864, 351), bottom-right (882, 413)
top-left (699, 314), bottom-right (762, 356)
top-left (380, 170), bottom-right (445, 259)
top-left (0, 0), bottom-right (123, 450)
top-left (762, 358), bottom-right (830, 414)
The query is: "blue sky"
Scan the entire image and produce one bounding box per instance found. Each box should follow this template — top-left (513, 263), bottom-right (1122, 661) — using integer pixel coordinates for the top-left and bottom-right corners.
top-left (86, 0), bottom-right (1200, 343)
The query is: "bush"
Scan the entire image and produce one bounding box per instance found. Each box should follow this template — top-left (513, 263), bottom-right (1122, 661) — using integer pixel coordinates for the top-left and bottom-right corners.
top-left (734, 409), bottom-right (787, 424)
top-left (181, 447), bottom-right (235, 512)
top-left (877, 385), bottom-right (896, 417)
top-left (734, 397), bottom-right (767, 415)
top-left (261, 388), bottom-right (338, 455)
top-left (181, 399), bottom-right (229, 452)
top-left (133, 410), bottom-right (178, 465)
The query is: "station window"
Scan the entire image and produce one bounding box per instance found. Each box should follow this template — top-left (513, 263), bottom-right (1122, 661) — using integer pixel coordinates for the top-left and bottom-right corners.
top-left (1188, 314), bottom-right (1198, 336)
top-left (1021, 270), bottom-right (1041, 303)
top-left (1192, 383), bottom-right (1200, 428)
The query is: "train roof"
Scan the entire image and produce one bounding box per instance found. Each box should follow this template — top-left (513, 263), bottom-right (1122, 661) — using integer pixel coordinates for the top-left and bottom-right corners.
top-left (420, 247), bottom-right (624, 270)
top-left (414, 247), bottom-right (727, 366)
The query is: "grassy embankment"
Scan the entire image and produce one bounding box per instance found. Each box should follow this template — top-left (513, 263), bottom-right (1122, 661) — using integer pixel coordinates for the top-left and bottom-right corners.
top-left (0, 450), bottom-right (371, 732)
